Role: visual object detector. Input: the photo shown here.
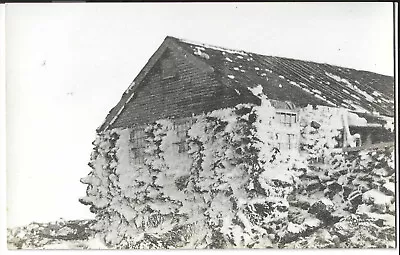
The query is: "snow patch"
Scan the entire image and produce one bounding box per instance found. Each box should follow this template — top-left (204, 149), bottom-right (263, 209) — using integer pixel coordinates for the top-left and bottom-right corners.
top-left (124, 81), bottom-right (135, 94)
top-left (325, 72), bottom-right (353, 88)
top-left (248, 84), bottom-right (263, 97)
top-left (362, 189), bottom-right (393, 207)
top-left (179, 38), bottom-right (248, 56)
top-left (289, 81), bottom-right (300, 87)
top-left (193, 47), bottom-right (210, 60)
top-left (347, 112), bottom-right (368, 126)
top-left (312, 89), bottom-right (322, 95)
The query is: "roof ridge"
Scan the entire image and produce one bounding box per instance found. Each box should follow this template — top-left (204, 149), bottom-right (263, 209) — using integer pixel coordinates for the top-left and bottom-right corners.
top-left (172, 36), bottom-right (249, 56)
top-left (169, 36), bottom-right (393, 78)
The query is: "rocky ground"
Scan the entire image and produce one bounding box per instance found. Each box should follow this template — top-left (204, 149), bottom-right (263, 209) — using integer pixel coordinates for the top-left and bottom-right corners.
top-left (7, 219), bottom-right (107, 249)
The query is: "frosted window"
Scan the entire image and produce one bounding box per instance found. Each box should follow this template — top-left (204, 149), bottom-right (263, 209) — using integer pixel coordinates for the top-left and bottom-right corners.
top-left (172, 118), bottom-right (195, 153)
top-left (274, 132), bottom-right (298, 150)
top-left (130, 127), bottom-right (146, 165)
top-left (276, 112), bottom-right (297, 127)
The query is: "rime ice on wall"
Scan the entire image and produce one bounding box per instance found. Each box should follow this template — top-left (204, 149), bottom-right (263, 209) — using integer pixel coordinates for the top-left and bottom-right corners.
top-left (80, 99), bottom-right (395, 249)
top-left (298, 105), bottom-right (345, 163)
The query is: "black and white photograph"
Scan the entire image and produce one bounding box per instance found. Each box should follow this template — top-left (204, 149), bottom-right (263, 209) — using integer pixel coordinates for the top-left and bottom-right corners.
top-left (0, 2), bottom-right (397, 251)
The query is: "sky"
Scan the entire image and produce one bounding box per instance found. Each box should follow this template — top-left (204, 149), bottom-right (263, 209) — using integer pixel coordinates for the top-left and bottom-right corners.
top-left (3, 2), bottom-right (395, 228)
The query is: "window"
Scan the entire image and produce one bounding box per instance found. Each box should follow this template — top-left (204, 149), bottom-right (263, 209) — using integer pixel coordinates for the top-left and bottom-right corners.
top-left (275, 132), bottom-right (298, 150)
top-left (161, 58), bottom-right (176, 80)
top-left (276, 112), bottom-right (297, 127)
top-left (172, 118), bottom-right (194, 154)
top-left (355, 136), bottom-right (362, 147)
top-left (130, 127), bottom-right (146, 165)
top-left (275, 133), bottom-right (280, 150)
top-left (287, 133), bottom-right (296, 150)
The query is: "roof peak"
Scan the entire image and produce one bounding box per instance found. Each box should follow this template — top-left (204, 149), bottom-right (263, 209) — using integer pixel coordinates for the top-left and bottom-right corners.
top-left (167, 36), bottom-right (250, 56)
top-left (167, 35), bottom-right (393, 78)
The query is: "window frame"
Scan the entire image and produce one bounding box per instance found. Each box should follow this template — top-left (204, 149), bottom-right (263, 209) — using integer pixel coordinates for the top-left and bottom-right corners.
top-left (275, 132), bottom-right (298, 151)
top-left (172, 117), bottom-right (195, 154)
top-left (130, 126), bottom-right (146, 165)
top-left (287, 133), bottom-right (296, 150)
top-left (276, 111), bottom-right (297, 127)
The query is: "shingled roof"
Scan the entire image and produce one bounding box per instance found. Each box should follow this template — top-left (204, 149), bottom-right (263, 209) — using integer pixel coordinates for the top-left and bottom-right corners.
top-left (176, 37), bottom-right (394, 115)
top-left (98, 36), bottom-right (394, 132)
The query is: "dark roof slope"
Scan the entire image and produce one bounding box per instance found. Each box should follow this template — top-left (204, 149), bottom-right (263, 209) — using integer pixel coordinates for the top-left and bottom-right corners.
top-left (98, 36), bottom-right (394, 132)
top-left (174, 37), bottom-right (394, 117)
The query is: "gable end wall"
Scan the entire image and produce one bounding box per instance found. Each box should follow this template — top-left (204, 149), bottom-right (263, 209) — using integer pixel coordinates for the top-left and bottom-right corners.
top-left (110, 48), bottom-right (244, 129)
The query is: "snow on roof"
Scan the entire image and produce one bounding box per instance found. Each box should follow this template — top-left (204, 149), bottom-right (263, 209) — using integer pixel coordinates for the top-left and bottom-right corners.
top-left (193, 46), bottom-right (210, 60)
top-left (248, 84), bottom-right (263, 97)
top-left (348, 112), bottom-right (368, 126)
top-left (178, 37), bottom-right (248, 56)
top-left (325, 72), bottom-right (353, 87)
top-left (176, 37), bottom-right (394, 117)
top-left (124, 81), bottom-right (135, 94)
top-left (98, 36), bottom-right (395, 132)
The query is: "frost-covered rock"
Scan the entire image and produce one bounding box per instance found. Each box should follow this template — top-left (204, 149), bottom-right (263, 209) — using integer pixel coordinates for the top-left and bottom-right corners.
top-left (7, 219), bottom-right (99, 249)
top-left (308, 198), bottom-right (341, 225)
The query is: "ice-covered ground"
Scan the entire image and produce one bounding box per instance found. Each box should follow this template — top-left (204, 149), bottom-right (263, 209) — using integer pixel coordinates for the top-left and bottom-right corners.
top-left (7, 219), bottom-right (108, 250)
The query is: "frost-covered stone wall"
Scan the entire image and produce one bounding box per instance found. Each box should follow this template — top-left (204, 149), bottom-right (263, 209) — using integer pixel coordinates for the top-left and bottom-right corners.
top-left (80, 96), bottom-right (395, 249)
top-left (299, 105), bottom-right (345, 162)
